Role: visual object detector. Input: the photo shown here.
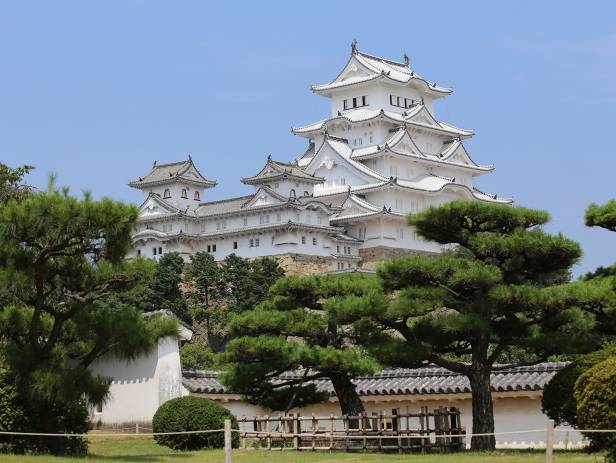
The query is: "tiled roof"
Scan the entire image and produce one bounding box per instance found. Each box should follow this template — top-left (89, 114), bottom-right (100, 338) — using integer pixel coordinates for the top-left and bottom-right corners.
top-left (182, 362), bottom-right (568, 396)
top-left (129, 158), bottom-right (216, 188)
top-left (293, 106), bottom-right (473, 138)
top-left (311, 47), bottom-right (452, 96)
top-left (242, 157), bottom-right (324, 184)
top-left (196, 195), bottom-right (255, 216)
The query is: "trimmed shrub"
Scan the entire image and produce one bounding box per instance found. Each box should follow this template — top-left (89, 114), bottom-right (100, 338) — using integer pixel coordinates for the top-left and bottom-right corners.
top-left (575, 356), bottom-right (616, 462)
top-left (543, 344), bottom-right (616, 426)
top-left (152, 396), bottom-right (239, 450)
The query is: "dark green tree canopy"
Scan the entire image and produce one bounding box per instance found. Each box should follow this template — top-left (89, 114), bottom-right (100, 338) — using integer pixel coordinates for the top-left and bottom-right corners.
top-left (0, 186), bottom-right (176, 451)
top-left (221, 273), bottom-right (379, 415)
top-left (149, 252), bottom-right (189, 322)
top-left (185, 253), bottom-right (284, 351)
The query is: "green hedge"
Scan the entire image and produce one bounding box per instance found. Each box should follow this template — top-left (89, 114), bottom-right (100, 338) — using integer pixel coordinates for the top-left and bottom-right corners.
top-left (152, 396), bottom-right (239, 450)
top-left (575, 356), bottom-right (616, 462)
top-left (542, 344), bottom-right (616, 426)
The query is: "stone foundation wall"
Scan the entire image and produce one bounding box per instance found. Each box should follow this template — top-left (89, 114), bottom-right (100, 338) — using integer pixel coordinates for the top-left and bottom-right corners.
top-left (359, 246), bottom-right (437, 270)
top-left (272, 253), bottom-right (332, 276)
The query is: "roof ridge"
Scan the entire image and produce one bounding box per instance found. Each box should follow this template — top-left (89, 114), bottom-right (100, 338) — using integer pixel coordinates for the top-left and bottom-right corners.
top-left (152, 159), bottom-right (190, 169)
top-left (357, 50), bottom-right (410, 70)
top-left (199, 194), bottom-right (254, 206)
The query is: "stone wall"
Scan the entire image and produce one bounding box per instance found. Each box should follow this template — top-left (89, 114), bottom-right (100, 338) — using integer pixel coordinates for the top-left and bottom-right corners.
top-left (272, 253), bottom-right (331, 276)
top-left (358, 246), bottom-right (437, 270)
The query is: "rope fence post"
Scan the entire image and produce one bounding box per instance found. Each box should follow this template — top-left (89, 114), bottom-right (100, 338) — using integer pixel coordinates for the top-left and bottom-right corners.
top-left (224, 419), bottom-right (232, 463)
top-left (545, 419), bottom-right (554, 463)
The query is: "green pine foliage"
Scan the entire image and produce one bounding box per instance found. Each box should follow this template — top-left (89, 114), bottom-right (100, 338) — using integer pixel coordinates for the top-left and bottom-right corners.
top-left (221, 273), bottom-right (379, 415)
top-left (0, 184), bottom-right (176, 455)
top-left (586, 200), bottom-right (616, 232)
top-left (149, 252), bottom-right (189, 322)
top-left (152, 396), bottom-right (239, 450)
top-left (0, 162), bottom-right (33, 203)
top-left (329, 200), bottom-right (614, 451)
top-left (180, 342), bottom-right (216, 370)
top-left (574, 356), bottom-right (616, 461)
top-left (185, 253), bottom-right (284, 352)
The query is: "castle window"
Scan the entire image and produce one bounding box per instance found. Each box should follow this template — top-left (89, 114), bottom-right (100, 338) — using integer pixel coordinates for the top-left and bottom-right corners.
top-left (249, 239), bottom-right (254, 247)
top-left (255, 238), bottom-right (260, 247)
top-left (207, 245), bottom-right (211, 252)
top-left (243, 217), bottom-right (248, 226)
top-left (233, 241), bottom-right (238, 250)
top-left (158, 247), bottom-right (162, 255)
top-left (96, 402), bottom-right (103, 414)
top-left (301, 236), bottom-right (306, 244)
top-left (163, 189), bottom-right (171, 199)
top-left (194, 191), bottom-right (200, 201)
top-left (212, 244), bottom-right (216, 252)
top-left (337, 245), bottom-right (340, 253)
top-left (181, 189), bottom-right (187, 199)
top-left (152, 247), bottom-right (157, 256)
top-left (137, 249), bottom-right (141, 256)
top-left (312, 237), bottom-right (317, 246)
top-left (345, 96), bottom-right (367, 110)
top-left (290, 189), bottom-right (296, 199)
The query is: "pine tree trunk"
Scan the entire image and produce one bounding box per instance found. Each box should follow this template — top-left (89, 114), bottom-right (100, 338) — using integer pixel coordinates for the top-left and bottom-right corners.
top-left (468, 367), bottom-right (496, 451)
top-left (329, 373), bottom-right (365, 416)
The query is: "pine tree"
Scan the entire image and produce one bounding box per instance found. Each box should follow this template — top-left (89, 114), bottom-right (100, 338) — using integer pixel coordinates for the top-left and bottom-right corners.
top-left (583, 200), bottom-right (616, 333)
top-left (0, 185), bottom-right (176, 453)
top-left (0, 162), bottom-right (33, 203)
top-left (149, 252), bottom-right (189, 322)
top-left (186, 253), bottom-right (284, 351)
top-left (331, 201), bottom-right (613, 450)
top-left (221, 273), bottom-right (378, 415)
top-left (586, 200), bottom-right (616, 232)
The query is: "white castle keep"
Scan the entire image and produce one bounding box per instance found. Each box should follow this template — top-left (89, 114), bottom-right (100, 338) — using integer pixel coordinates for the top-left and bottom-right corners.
top-left (128, 43), bottom-right (510, 273)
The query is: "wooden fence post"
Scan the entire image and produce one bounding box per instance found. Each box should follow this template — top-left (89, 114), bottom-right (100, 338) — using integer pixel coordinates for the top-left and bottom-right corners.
top-left (546, 419), bottom-right (554, 463)
top-left (265, 415), bottom-right (271, 450)
top-left (330, 413), bottom-right (335, 451)
top-left (293, 413), bottom-right (299, 451)
top-left (224, 419), bottom-right (232, 463)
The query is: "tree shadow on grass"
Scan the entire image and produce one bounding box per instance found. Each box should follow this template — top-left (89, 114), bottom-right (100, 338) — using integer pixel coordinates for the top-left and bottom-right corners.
top-left (85, 453), bottom-right (193, 462)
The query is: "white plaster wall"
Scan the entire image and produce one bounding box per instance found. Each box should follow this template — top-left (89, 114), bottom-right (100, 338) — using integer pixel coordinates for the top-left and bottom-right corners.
top-left (208, 393), bottom-right (583, 449)
top-left (88, 336), bottom-right (184, 425)
top-left (141, 182), bottom-right (204, 211)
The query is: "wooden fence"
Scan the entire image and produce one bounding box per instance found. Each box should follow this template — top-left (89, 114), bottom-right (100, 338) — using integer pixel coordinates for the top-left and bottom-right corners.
top-left (238, 406), bottom-right (464, 453)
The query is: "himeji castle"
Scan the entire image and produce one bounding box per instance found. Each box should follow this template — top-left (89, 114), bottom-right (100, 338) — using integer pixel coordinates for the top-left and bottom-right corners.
top-left (128, 42), bottom-right (510, 274)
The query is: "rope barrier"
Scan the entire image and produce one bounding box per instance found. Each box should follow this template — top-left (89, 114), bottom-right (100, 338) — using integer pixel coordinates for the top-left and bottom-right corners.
top-left (0, 427), bottom-right (614, 439)
top-left (0, 429), bottom-right (227, 438)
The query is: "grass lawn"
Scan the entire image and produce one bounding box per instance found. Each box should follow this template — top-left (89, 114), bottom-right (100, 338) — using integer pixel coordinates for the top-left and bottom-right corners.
top-left (0, 437), bottom-right (604, 463)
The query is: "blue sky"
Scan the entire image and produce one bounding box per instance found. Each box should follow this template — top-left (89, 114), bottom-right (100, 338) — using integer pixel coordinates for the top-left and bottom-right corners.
top-left (1, 1), bottom-right (615, 276)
